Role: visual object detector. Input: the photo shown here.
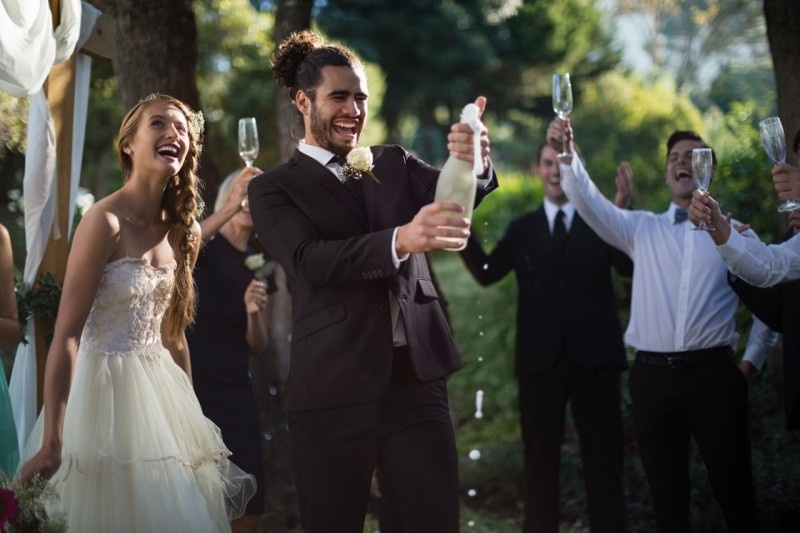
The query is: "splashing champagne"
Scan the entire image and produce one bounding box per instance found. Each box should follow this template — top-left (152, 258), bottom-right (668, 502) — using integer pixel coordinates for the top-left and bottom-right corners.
top-left (474, 389), bottom-right (484, 419)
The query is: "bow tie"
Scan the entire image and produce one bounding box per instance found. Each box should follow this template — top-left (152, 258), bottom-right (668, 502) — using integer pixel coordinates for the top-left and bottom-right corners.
top-left (674, 207), bottom-right (688, 224)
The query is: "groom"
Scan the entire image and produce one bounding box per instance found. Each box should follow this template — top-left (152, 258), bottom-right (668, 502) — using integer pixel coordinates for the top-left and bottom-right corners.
top-left (248, 30), bottom-right (497, 533)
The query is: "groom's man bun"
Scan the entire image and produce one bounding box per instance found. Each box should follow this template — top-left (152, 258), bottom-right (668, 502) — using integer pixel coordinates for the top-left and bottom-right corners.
top-left (270, 30), bottom-right (363, 101)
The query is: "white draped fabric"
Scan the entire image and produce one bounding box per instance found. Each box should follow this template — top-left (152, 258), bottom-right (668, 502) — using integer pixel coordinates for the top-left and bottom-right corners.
top-left (2, 0), bottom-right (101, 454)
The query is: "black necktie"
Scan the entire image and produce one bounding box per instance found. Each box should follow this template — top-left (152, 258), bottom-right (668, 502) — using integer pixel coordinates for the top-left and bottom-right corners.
top-left (674, 207), bottom-right (688, 224)
top-left (553, 209), bottom-right (567, 249)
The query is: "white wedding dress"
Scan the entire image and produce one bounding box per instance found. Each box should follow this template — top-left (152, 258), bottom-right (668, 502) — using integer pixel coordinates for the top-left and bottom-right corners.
top-left (22, 257), bottom-right (256, 532)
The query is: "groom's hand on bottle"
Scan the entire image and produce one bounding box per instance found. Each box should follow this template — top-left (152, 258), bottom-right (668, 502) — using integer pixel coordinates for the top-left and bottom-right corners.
top-left (396, 201), bottom-right (470, 255)
top-left (447, 96), bottom-right (490, 173)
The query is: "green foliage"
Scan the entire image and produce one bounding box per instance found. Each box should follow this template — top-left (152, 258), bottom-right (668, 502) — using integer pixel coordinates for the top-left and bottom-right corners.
top-left (0, 94), bottom-right (27, 156)
top-left (706, 63), bottom-right (776, 117)
top-left (617, 0), bottom-right (769, 91)
top-left (705, 102), bottom-right (783, 241)
top-left (15, 271), bottom-right (62, 347)
top-left (195, 0), bottom-right (279, 173)
top-left (571, 71), bottom-right (705, 211)
top-left (83, 60), bottom-right (124, 196)
top-left (318, 0), bottom-right (619, 164)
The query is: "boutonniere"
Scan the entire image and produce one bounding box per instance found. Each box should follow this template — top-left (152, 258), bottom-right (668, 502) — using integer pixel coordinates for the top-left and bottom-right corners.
top-left (339, 147), bottom-right (381, 184)
top-left (244, 253), bottom-right (274, 280)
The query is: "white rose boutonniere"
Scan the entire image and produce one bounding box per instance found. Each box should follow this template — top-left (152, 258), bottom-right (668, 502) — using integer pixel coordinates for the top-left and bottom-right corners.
top-left (339, 147), bottom-right (381, 184)
top-left (244, 253), bottom-right (274, 280)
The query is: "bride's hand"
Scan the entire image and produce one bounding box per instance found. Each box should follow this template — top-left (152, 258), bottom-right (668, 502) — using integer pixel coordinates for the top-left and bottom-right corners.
top-left (20, 446), bottom-right (61, 481)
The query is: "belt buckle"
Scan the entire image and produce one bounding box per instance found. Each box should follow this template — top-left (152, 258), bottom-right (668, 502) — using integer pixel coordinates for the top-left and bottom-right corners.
top-left (667, 355), bottom-right (687, 369)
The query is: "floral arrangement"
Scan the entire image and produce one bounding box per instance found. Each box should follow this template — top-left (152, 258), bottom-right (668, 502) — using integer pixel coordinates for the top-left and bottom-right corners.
top-left (0, 473), bottom-right (67, 532)
top-left (339, 147), bottom-right (380, 184)
top-left (14, 271), bottom-right (63, 346)
top-left (244, 253), bottom-right (275, 281)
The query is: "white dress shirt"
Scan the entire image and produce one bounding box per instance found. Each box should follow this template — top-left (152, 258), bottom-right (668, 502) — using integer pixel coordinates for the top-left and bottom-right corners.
top-left (560, 156), bottom-right (759, 354)
top-left (543, 198), bottom-right (575, 234)
top-left (717, 229), bottom-right (800, 287)
top-left (741, 316), bottom-right (779, 372)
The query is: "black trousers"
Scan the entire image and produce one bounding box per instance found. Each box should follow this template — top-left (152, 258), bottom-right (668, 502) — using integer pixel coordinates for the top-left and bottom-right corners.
top-left (629, 347), bottom-right (759, 532)
top-left (287, 347), bottom-right (459, 533)
top-left (518, 354), bottom-right (627, 533)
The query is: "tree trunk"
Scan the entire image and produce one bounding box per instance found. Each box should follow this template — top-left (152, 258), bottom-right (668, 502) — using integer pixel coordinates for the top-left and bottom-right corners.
top-left (764, 0), bottom-right (800, 150)
top-left (91, 0), bottom-right (220, 207)
top-left (274, 0), bottom-right (314, 160)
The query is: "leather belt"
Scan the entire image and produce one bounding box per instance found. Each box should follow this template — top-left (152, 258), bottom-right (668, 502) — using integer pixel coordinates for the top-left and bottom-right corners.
top-left (635, 346), bottom-right (732, 370)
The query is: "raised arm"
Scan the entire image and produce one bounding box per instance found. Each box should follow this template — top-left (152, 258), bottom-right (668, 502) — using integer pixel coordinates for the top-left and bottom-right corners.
top-left (200, 166), bottom-right (262, 242)
top-left (547, 118), bottom-right (637, 255)
top-left (690, 190), bottom-right (800, 286)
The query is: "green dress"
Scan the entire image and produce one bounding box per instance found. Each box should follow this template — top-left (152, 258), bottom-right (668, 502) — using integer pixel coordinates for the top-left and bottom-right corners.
top-left (0, 361), bottom-right (19, 475)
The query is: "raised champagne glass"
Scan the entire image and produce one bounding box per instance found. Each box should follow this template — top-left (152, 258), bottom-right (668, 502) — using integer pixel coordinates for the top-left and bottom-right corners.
top-left (552, 73), bottom-right (573, 158)
top-left (692, 148), bottom-right (714, 231)
top-left (759, 116), bottom-right (800, 212)
top-left (238, 117), bottom-right (259, 167)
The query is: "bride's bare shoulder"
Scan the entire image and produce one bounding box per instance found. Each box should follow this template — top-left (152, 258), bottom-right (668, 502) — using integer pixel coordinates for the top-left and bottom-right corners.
top-left (71, 195), bottom-right (125, 254)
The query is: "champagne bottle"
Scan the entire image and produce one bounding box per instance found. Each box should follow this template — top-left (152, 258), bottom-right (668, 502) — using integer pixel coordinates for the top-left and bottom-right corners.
top-left (434, 102), bottom-right (483, 251)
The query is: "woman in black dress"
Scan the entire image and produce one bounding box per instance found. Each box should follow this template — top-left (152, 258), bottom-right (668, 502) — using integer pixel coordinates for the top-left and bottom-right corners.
top-left (189, 168), bottom-right (270, 533)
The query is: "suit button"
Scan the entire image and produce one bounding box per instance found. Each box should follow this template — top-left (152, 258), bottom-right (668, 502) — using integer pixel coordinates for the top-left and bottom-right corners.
top-left (377, 269), bottom-right (384, 276)
top-left (362, 272), bottom-right (369, 279)
top-left (379, 305), bottom-right (389, 313)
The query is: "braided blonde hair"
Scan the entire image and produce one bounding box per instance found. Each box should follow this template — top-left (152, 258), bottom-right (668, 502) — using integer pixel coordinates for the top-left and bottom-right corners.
top-left (117, 94), bottom-right (205, 348)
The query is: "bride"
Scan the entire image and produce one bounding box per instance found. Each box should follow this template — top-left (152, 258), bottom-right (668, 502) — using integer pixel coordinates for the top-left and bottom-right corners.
top-left (20, 93), bottom-right (255, 532)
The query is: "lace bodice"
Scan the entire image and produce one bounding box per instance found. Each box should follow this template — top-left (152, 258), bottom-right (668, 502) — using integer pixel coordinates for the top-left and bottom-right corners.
top-left (80, 258), bottom-right (176, 355)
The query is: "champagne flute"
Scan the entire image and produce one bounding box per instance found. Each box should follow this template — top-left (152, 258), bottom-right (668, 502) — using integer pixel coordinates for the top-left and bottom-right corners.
top-left (692, 148), bottom-right (715, 231)
top-left (759, 116), bottom-right (800, 212)
top-left (238, 117), bottom-right (259, 167)
top-left (552, 73), bottom-right (573, 158)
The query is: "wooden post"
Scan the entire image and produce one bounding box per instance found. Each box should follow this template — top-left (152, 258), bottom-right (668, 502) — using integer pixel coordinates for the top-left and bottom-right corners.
top-left (34, 2), bottom-right (115, 410)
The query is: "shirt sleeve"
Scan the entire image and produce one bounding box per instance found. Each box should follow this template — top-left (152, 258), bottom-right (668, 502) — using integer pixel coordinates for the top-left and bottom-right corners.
top-left (391, 227), bottom-right (409, 268)
top-left (741, 316), bottom-right (779, 372)
top-left (559, 155), bottom-right (637, 255)
top-left (717, 230), bottom-right (800, 287)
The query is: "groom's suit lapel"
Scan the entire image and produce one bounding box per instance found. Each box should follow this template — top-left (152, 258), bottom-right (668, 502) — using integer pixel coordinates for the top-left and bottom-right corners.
top-left (289, 150), bottom-right (369, 230)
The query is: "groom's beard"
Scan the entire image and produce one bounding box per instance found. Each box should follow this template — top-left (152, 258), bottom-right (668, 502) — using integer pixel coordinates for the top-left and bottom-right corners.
top-left (309, 101), bottom-right (357, 157)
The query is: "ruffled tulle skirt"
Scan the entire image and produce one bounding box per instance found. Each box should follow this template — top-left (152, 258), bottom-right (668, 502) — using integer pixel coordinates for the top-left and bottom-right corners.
top-left (21, 343), bottom-right (256, 532)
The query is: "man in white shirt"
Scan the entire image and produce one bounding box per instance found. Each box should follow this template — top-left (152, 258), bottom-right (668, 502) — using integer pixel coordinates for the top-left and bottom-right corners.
top-left (547, 119), bottom-right (760, 532)
top-left (688, 163), bottom-right (800, 286)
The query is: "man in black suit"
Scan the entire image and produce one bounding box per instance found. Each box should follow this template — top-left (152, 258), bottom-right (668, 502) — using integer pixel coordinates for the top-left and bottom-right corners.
top-left (730, 210), bottom-right (800, 429)
top-left (460, 141), bottom-right (632, 532)
top-left (248, 30), bottom-right (497, 533)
